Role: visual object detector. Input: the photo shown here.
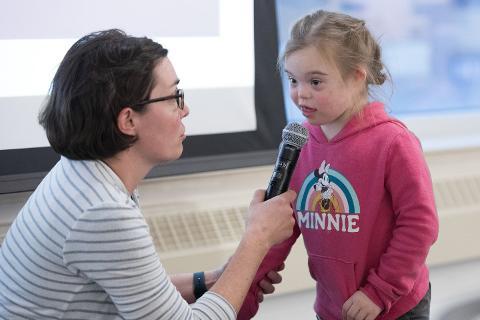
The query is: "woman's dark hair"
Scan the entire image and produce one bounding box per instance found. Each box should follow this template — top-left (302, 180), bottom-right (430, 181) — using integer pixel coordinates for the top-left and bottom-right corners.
top-left (38, 29), bottom-right (168, 160)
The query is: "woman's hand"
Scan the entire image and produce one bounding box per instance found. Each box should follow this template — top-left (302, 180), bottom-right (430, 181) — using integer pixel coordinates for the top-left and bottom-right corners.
top-left (245, 189), bottom-right (297, 250)
top-left (207, 189), bottom-right (296, 312)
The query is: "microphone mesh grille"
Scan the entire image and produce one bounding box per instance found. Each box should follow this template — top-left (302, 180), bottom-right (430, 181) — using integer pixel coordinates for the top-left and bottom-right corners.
top-left (282, 122), bottom-right (308, 148)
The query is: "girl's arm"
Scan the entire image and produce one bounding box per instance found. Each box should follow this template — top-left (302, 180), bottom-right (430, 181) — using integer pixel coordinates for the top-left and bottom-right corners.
top-left (360, 131), bottom-right (439, 313)
top-left (237, 222), bottom-right (301, 320)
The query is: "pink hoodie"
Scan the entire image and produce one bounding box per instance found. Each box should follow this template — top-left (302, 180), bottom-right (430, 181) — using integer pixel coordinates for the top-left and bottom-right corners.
top-left (238, 102), bottom-right (438, 319)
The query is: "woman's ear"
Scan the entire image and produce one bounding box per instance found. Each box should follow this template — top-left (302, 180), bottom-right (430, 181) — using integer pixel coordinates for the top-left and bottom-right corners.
top-left (117, 107), bottom-right (137, 136)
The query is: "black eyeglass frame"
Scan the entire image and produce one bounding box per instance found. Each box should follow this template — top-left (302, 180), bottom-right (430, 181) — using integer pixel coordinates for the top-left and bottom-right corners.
top-left (133, 88), bottom-right (184, 109)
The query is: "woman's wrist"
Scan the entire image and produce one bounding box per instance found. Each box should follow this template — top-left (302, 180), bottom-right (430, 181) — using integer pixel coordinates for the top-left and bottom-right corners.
top-left (204, 268), bottom-right (222, 290)
top-left (193, 268), bottom-right (224, 300)
top-left (242, 229), bottom-right (272, 254)
top-left (193, 271), bottom-right (208, 299)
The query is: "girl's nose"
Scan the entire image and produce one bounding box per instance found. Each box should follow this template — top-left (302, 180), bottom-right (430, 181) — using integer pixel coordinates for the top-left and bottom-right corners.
top-left (298, 84), bottom-right (311, 99)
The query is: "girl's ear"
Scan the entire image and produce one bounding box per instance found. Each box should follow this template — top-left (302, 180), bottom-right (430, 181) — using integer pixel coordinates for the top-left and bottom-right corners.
top-left (354, 67), bottom-right (367, 82)
top-left (117, 107), bottom-right (137, 136)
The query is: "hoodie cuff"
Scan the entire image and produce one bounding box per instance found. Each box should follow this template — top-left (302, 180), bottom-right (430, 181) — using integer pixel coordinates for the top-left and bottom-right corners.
top-left (360, 284), bottom-right (386, 313)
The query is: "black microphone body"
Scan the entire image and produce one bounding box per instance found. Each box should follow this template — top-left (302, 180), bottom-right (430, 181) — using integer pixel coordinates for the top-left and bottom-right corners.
top-left (265, 142), bottom-right (301, 200)
top-left (265, 122), bottom-right (308, 200)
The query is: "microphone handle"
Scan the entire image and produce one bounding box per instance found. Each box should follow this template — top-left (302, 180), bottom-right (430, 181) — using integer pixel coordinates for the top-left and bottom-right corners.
top-left (265, 143), bottom-right (300, 200)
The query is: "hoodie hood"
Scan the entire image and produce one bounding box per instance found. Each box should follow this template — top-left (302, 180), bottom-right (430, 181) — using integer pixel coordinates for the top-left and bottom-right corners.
top-left (304, 102), bottom-right (407, 144)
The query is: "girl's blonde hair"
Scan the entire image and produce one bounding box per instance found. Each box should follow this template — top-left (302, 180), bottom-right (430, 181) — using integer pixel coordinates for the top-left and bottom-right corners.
top-left (280, 10), bottom-right (389, 92)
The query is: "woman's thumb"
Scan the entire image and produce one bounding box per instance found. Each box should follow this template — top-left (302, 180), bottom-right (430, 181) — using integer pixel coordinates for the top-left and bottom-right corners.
top-left (251, 189), bottom-right (266, 205)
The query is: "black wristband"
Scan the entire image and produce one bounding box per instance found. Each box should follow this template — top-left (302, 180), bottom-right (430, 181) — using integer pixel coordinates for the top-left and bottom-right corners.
top-left (193, 271), bottom-right (208, 299)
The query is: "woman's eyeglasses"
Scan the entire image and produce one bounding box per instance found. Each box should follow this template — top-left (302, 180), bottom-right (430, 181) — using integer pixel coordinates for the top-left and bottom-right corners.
top-left (132, 88), bottom-right (184, 110)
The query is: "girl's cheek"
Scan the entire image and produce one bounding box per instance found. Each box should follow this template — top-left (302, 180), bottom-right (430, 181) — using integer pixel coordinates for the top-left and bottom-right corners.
top-left (289, 89), bottom-right (297, 104)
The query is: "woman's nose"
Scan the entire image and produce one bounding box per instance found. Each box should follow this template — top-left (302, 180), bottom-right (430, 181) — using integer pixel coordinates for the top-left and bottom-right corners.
top-left (181, 103), bottom-right (190, 118)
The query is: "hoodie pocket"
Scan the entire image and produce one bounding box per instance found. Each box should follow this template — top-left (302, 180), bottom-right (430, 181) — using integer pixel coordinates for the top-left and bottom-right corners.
top-left (308, 254), bottom-right (357, 316)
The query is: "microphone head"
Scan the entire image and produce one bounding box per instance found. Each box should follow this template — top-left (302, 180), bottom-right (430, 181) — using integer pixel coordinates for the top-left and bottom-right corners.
top-left (282, 122), bottom-right (308, 149)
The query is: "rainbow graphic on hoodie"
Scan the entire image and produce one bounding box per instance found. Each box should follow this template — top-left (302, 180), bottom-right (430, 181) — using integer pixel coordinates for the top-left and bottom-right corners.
top-left (296, 163), bottom-right (360, 232)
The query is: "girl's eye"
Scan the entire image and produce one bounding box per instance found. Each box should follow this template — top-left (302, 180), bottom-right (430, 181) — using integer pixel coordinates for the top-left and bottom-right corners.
top-left (287, 76), bottom-right (297, 85)
top-left (311, 79), bottom-right (322, 86)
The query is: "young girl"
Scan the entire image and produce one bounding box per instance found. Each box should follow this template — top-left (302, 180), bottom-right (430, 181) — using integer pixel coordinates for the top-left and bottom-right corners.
top-left (238, 10), bottom-right (438, 320)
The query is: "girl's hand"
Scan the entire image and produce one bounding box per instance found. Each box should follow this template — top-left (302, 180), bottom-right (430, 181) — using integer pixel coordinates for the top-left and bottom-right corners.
top-left (342, 290), bottom-right (382, 320)
top-left (256, 263), bottom-right (285, 302)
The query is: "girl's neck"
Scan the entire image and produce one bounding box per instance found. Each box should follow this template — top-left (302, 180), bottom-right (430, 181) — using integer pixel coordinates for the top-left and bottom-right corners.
top-left (321, 98), bottom-right (369, 141)
top-left (321, 111), bottom-right (351, 141)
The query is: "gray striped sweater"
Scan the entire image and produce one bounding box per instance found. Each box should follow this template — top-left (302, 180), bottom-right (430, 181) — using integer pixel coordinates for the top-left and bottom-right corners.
top-left (0, 157), bottom-right (235, 319)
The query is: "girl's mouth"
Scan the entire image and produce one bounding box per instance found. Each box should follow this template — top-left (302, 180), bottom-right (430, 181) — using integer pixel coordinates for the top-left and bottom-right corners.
top-left (300, 105), bottom-right (316, 116)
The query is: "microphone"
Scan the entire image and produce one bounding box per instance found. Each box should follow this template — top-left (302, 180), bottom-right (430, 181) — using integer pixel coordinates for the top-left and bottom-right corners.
top-left (265, 122), bottom-right (308, 200)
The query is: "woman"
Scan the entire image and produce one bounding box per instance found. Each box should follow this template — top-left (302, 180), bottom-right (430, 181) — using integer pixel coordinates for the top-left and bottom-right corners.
top-left (0, 29), bottom-right (296, 319)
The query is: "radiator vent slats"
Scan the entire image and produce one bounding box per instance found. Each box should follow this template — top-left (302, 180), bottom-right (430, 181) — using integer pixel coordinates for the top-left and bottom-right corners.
top-left (433, 176), bottom-right (480, 211)
top-left (145, 206), bottom-right (248, 254)
top-left (2, 175), bottom-right (480, 252)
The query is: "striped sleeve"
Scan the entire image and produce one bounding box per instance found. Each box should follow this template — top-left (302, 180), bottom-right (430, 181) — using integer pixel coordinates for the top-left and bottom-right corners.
top-left (63, 206), bottom-right (235, 320)
top-left (193, 292), bottom-right (236, 319)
